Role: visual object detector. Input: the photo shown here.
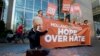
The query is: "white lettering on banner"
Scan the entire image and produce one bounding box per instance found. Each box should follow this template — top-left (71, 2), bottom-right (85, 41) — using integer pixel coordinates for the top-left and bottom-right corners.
top-left (47, 7), bottom-right (56, 15)
top-left (69, 36), bottom-right (74, 42)
top-left (51, 23), bottom-right (68, 28)
top-left (45, 35), bottom-right (85, 43)
top-left (58, 28), bottom-right (78, 35)
top-left (58, 28), bottom-right (64, 35)
top-left (81, 36), bottom-right (85, 42)
top-left (69, 36), bottom-right (85, 42)
top-left (63, 36), bottom-right (68, 42)
top-left (45, 35), bottom-right (52, 42)
top-left (52, 35), bottom-right (58, 42)
top-left (50, 23), bottom-right (82, 30)
top-left (44, 23), bottom-right (85, 43)
top-left (57, 35), bottom-right (63, 42)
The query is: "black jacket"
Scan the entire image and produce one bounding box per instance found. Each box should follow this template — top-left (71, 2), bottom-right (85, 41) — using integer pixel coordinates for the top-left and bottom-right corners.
top-left (28, 28), bottom-right (48, 48)
top-left (28, 28), bottom-right (48, 40)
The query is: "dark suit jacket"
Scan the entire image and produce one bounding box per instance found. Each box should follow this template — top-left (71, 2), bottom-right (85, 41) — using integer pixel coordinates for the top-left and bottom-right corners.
top-left (28, 28), bottom-right (48, 48)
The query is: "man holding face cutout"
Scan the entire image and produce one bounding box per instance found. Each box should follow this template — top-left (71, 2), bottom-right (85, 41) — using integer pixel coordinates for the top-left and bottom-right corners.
top-left (28, 10), bottom-right (48, 49)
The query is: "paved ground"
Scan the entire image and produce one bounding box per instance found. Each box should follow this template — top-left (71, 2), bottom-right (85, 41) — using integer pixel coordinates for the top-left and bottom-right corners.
top-left (0, 43), bottom-right (29, 56)
top-left (0, 37), bottom-right (100, 56)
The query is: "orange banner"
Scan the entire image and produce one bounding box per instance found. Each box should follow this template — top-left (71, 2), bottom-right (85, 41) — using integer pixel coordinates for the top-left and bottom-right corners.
top-left (40, 18), bottom-right (91, 48)
top-left (62, 0), bottom-right (72, 13)
top-left (46, 3), bottom-right (57, 16)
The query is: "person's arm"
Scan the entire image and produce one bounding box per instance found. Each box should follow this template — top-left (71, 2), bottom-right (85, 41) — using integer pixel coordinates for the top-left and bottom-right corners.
top-left (36, 25), bottom-right (49, 36)
top-left (36, 30), bottom-right (48, 36)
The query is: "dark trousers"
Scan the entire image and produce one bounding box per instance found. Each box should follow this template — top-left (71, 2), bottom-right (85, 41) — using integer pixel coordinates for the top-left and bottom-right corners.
top-left (16, 33), bottom-right (24, 43)
top-left (29, 38), bottom-right (41, 49)
top-left (29, 38), bottom-right (35, 49)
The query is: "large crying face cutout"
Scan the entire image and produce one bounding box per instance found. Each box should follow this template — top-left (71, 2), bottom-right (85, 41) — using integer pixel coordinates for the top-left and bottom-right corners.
top-left (34, 16), bottom-right (43, 25)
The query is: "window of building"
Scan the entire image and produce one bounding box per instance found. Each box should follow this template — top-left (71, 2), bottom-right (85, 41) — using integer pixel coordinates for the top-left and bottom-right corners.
top-left (26, 0), bottom-right (34, 9)
top-left (49, 0), bottom-right (54, 3)
top-left (25, 19), bottom-right (32, 30)
top-left (14, 10), bottom-right (24, 30)
top-left (14, 0), bottom-right (64, 30)
top-left (25, 12), bottom-right (33, 20)
top-left (42, 0), bottom-right (48, 15)
top-left (16, 0), bottom-right (25, 8)
top-left (34, 0), bottom-right (41, 15)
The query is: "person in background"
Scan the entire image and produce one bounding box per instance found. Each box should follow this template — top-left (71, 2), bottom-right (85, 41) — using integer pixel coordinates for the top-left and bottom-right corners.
top-left (0, 20), bottom-right (5, 35)
top-left (6, 30), bottom-right (14, 43)
top-left (83, 20), bottom-right (89, 25)
top-left (64, 18), bottom-right (69, 25)
top-left (70, 18), bottom-right (77, 26)
top-left (16, 24), bottom-right (24, 43)
top-left (66, 14), bottom-right (70, 23)
top-left (97, 28), bottom-right (100, 36)
top-left (81, 20), bottom-right (90, 28)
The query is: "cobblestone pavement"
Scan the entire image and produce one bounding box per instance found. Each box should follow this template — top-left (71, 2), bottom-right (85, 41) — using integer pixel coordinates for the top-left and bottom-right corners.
top-left (0, 38), bottom-right (100, 56)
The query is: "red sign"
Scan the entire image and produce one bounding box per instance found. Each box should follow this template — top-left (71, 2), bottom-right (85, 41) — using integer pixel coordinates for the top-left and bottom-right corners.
top-left (46, 3), bottom-right (57, 16)
top-left (70, 3), bottom-right (81, 16)
top-left (62, 0), bottom-right (72, 13)
top-left (73, 3), bottom-right (81, 13)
